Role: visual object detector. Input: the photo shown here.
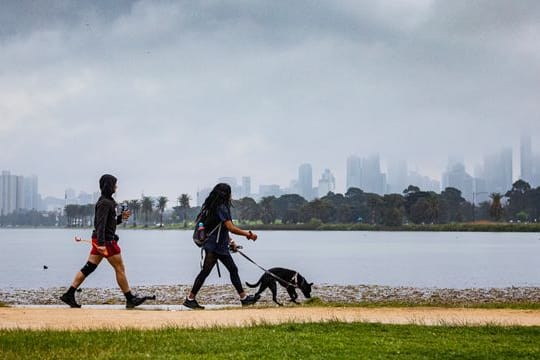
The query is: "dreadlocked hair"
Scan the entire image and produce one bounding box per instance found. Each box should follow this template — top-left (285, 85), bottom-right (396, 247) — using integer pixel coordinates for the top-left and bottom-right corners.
top-left (201, 183), bottom-right (232, 215)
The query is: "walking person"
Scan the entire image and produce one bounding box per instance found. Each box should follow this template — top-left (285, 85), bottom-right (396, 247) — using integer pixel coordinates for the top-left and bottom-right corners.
top-left (60, 174), bottom-right (150, 309)
top-left (183, 183), bottom-right (259, 309)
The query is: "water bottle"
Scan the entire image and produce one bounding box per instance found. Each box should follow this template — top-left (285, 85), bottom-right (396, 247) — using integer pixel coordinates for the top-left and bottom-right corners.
top-left (197, 222), bottom-right (205, 241)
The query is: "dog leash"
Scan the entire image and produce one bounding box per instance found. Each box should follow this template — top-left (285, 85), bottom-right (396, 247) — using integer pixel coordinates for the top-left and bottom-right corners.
top-left (235, 249), bottom-right (299, 288)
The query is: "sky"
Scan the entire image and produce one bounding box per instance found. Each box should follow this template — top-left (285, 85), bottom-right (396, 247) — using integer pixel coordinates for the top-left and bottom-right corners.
top-left (1, 0), bottom-right (539, 203)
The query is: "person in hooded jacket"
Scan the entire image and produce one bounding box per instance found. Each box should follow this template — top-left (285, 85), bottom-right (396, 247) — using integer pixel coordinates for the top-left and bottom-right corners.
top-left (60, 174), bottom-right (149, 309)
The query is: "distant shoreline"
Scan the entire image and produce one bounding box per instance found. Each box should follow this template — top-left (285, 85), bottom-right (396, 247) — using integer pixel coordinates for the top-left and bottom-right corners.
top-left (1, 223), bottom-right (540, 232)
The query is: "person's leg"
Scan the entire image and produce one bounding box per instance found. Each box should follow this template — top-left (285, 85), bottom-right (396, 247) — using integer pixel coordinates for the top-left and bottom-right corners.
top-left (106, 253), bottom-right (130, 293)
top-left (217, 253), bottom-right (245, 296)
top-left (60, 254), bottom-right (103, 308)
top-left (188, 252), bottom-right (218, 299)
top-left (71, 254), bottom-right (103, 288)
top-left (218, 253), bottom-right (259, 306)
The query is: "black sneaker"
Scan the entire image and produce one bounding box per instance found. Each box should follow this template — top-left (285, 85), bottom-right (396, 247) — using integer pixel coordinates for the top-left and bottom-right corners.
top-left (126, 295), bottom-right (148, 309)
top-left (60, 292), bottom-right (81, 308)
top-left (241, 294), bottom-right (259, 306)
top-left (183, 298), bottom-right (205, 310)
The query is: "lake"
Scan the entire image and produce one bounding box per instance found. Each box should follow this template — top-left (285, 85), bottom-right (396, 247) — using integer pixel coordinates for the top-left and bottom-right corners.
top-left (0, 229), bottom-right (539, 289)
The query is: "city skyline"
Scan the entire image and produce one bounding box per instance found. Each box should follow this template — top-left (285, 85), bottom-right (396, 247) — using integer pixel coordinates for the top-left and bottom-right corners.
top-left (1, 1), bottom-right (539, 204)
top-left (4, 133), bottom-right (539, 210)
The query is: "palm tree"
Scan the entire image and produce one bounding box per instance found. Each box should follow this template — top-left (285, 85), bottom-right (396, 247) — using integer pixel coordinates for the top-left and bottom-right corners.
top-left (489, 193), bottom-right (503, 221)
top-left (156, 196), bottom-right (168, 227)
top-left (128, 200), bottom-right (140, 227)
top-left (178, 194), bottom-right (191, 228)
top-left (141, 196), bottom-right (154, 227)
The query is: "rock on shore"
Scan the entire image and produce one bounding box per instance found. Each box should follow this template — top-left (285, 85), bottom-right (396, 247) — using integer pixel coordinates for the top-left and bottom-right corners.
top-left (1, 285), bottom-right (540, 306)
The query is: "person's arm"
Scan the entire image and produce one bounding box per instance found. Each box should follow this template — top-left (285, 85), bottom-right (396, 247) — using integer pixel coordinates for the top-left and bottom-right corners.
top-left (223, 220), bottom-right (257, 241)
top-left (95, 202), bottom-right (109, 246)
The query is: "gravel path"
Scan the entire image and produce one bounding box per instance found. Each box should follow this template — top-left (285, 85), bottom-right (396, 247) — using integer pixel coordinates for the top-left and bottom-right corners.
top-left (1, 284), bottom-right (539, 307)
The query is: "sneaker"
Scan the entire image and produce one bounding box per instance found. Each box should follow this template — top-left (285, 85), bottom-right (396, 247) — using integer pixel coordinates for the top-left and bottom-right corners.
top-left (183, 298), bottom-right (205, 310)
top-left (126, 295), bottom-right (148, 309)
top-left (60, 292), bottom-right (81, 308)
top-left (240, 294), bottom-right (260, 306)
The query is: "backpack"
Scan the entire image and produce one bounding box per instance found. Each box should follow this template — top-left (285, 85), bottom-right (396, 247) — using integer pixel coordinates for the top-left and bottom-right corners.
top-left (192, 209), bottom-right (221, 247)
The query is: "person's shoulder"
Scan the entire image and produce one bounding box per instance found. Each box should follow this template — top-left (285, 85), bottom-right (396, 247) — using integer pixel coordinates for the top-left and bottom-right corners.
top-left (96, 197), bottom-right (115, 207)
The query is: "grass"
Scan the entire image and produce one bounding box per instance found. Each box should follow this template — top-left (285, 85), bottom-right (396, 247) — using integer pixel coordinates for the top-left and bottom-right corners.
top-left (1, 322), bottom-right (539, 359)
top-left (302, 297), bottom-right (540, 310)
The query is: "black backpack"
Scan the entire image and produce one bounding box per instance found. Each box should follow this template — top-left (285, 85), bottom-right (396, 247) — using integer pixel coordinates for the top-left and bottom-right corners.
top-left (192, 209), bottom-right (221, 247)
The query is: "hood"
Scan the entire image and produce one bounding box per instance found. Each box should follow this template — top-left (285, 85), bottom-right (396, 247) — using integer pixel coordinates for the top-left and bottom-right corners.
top-left (99, 174), bottom-right (117, 198)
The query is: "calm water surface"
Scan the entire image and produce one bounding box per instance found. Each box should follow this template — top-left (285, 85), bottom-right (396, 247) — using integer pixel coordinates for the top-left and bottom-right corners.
top-left (0, 229), bottom-right (538, 289)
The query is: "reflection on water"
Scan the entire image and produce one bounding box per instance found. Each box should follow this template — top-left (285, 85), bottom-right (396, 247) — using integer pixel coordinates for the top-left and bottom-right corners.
top-left (0, 229), bottom-right (539, 289)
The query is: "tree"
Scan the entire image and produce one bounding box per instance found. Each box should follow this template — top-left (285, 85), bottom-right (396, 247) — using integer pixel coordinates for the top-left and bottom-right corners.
top-left (259, 196), bottom-right (276, 224)
top-left (271, 194), bottom-right (307, 221)
top-left (128, 200), bottom-right (140, 227)
top-left (505, 179), bottom-right (532, 220)
top-left (178, 194), bottom-right (191, 228)
top-left (141, 196), bottom-right (154, 227)
top-left (439, 187), bottom-right (465, 223)
top-left (156, 196), bottom-right (168, 227)
top-left (235, 197), bottom-right (260, 223)
top-left (489, 193), bottom-right (503, 221)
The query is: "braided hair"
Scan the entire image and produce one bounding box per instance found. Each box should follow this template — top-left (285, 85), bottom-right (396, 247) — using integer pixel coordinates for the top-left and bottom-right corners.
top-left (201, 183), bottom-right (232, 215)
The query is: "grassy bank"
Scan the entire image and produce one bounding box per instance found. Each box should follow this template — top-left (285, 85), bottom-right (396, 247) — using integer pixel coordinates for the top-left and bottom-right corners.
top-left (1, 322), bottom-right (539, 359)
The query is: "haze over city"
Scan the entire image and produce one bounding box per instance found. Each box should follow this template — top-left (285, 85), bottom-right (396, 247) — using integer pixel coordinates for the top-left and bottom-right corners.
top-left (1, 0), bottom-right (539, 203)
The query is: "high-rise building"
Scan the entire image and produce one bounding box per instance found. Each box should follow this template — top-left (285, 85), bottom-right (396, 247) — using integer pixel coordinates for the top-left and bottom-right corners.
top-left (520, 134), bottom-right (533, 182)
top-left (0, 171), bottom-right (29, 214)
top-left (442, 162), bottom-right (474, 201)
top-left (480, 148), bottom-right (513, 194)
top-left (23, 175), bottom-right (40, 210)
top-left (298, 164), bottom-right (313, 200)
top-left (387, 159), bottom-right (408, 194)
top-left (361, 154), bottom-right (386, 194)
top-left (318, 169), bottom-right (336, 198)
top-left (346, 156), bottom-right (362, 191)
top-left (241, 176), bottom-right (251, 198)
top-left (258, 184), bottom-right (281, 198)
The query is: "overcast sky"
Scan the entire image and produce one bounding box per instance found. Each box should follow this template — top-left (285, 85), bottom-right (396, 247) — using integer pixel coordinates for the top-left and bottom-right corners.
top-left (1, 0), bottom-right (539, 203)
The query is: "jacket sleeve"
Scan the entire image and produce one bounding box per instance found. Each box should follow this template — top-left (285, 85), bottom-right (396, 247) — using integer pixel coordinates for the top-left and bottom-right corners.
top-left (95, 202), bottom-right (109, 246)
top-left (116, 214), bottom-right (123, 225)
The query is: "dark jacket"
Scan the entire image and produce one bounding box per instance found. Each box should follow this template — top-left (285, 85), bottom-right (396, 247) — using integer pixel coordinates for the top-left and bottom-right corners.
top-left (94, 196), bottom-right (122, 246)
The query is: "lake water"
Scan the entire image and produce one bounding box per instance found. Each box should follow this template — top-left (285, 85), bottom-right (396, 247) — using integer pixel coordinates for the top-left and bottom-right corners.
top-left (0, 229), bottom-right (539, 289)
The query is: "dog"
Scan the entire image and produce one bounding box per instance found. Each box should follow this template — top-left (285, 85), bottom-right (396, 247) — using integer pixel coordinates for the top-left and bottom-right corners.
top-left (245, 267), bottom-right (313, 306)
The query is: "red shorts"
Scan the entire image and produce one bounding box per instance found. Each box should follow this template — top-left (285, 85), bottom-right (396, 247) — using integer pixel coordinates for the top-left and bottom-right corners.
top-left (90, 237), bottom-right (121, 258)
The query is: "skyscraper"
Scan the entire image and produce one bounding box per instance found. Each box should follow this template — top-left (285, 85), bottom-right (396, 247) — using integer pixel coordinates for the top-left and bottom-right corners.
top-left (346, 156), bottom-right (362, 191)
top-left (361, 154), bottom-right (386, 194)
top-left (0, 171), bottom-right (26, 215)
top-left (442, 162), bottom-right (474, 201)
top-left (387, 159), bottom-right (408, 194)
top-left (298, 163), bottom-right (313, 200)
top-left (318, 169), bottom-right (336, 197)
top-left (520, 134), bottom-right (533, 182)
top-left (241, 176), bottom-right (251, 198)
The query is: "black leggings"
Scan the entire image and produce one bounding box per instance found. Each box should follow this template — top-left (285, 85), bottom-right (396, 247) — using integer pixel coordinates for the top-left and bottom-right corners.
top-left (191, 251), bottom-right (244, 296)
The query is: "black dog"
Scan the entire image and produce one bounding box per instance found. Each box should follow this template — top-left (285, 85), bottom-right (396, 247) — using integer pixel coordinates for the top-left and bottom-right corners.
top-left (245, 267), bottom-right (313, 306)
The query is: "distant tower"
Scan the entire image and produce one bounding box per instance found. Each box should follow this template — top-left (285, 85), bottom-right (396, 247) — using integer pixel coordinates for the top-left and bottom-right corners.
top-left (520, 134), bottom-right (533, 182)
top-left (241, 176), bottom-right (251, 198)
top-left (318, 169), bottom-right (336, 198)
top-left (298, 164), bottom-right (313, 200)
top-left (346, 156), bottom-right (362, 191)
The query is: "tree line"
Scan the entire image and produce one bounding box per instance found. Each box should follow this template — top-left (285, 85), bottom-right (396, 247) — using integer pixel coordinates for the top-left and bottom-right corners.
top-left (1, 180), bottom-right (538, 227)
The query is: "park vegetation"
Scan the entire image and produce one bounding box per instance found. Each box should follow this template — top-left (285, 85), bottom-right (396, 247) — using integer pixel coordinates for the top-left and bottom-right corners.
top-left (1, 180), bottom-right (539, 230)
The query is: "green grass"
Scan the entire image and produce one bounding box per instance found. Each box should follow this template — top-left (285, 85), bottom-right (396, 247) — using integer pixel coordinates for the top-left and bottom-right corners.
top-left (1, 322), bottom-right (539, 359)
top-left (302, 297), bottom-right (540, 310)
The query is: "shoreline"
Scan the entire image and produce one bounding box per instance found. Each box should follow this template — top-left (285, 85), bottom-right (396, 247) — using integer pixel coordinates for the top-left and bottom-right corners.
top-left (2, 284), bottom-right (540, 307)
top-left (2, 224), bottom-right (540, 232)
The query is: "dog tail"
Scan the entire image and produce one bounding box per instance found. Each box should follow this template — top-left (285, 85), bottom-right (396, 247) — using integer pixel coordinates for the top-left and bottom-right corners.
top-left (245, 279), bottom-right (261, 288)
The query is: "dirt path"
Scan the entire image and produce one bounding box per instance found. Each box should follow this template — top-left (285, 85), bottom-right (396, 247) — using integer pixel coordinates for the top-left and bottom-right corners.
top-left (2, 307), bottom-right (540, 330)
